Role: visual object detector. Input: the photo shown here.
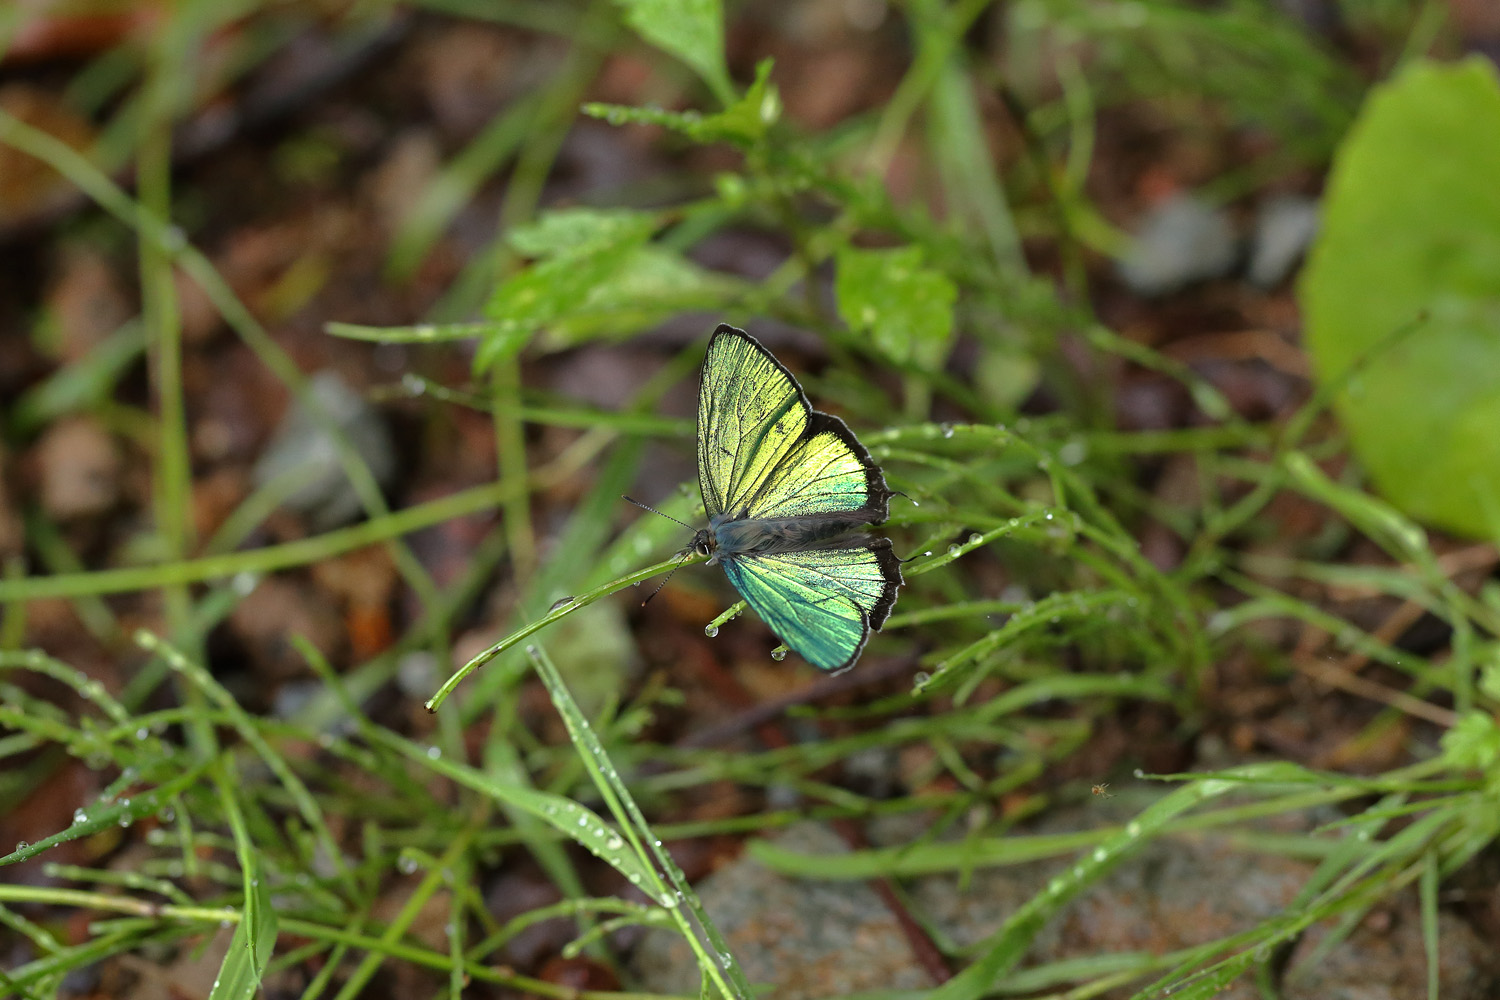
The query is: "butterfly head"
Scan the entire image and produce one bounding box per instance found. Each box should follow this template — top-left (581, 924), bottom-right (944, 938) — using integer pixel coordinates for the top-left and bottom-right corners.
top-left (690, 528), bottom-right (718, 563)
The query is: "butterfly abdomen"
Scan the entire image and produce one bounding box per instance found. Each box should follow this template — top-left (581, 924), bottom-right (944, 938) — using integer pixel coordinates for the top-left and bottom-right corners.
top-left (711, 514), bottom-right (866, 556)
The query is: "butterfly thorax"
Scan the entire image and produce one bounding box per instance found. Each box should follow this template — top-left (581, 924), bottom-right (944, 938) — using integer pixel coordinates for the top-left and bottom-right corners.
top-left (705, 511), bottom-right (867, 562)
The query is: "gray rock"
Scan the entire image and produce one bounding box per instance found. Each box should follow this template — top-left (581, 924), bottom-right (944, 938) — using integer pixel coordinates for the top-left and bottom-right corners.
top-left (1118, 194), bottom-right (1238, 296)
top-left (629, 823), bottom-right (932, 997)
top-left (1247, 193), bottom-right (1320, 288)
top-left (252, 371), bottom-right (395, 531)
top-left (634, 806), bottom-right (1497, 998)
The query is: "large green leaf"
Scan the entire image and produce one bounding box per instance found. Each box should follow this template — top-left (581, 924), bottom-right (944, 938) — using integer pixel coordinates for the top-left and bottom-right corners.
top-left (1300, 58), bottom-right (1500, 539)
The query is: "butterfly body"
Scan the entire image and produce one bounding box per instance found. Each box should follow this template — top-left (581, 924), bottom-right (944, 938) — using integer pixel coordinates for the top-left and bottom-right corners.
top-left (692, 324), bottom-right (902, 672)
top-left (697, 511), bottom-right (871, 560)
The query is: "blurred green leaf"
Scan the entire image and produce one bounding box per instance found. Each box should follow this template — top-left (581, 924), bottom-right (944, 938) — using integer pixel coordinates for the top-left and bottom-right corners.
top-left (1441, 712), bottom-right (1500, 772)
top-left (1301, 58), bottom-right (1500, 539)
top-left (478, 209), bottom-right (660, 370)
top-left (506, 207), bottom-right (659, 257)
top-left (835, 244), bottom-right (957, 369)
top-left (582, 59), bottom-right (779, 147)
top-left (613, 0), bottom-right (732, 103)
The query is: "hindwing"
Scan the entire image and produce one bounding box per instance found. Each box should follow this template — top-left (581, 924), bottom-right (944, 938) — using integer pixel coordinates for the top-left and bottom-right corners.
top-left (719, 538), bottom-right (902, 672)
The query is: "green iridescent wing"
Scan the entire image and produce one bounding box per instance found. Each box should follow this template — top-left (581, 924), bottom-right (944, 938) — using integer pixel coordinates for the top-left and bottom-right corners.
top-left (697, 325), bottom-right (891, 523)
top-left (719, 538), bottom-right (901, 672)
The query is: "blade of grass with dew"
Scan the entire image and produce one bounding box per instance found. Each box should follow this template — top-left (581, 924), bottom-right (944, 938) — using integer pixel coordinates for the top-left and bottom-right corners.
top-left (359, 725), bottom-right (661, 891)
top-left (528, 643), bottom-right (754, 1000)
top-left (135, 631), bottom-right (354, 891)
top-left (207, 757), bottom-right (277, 1000)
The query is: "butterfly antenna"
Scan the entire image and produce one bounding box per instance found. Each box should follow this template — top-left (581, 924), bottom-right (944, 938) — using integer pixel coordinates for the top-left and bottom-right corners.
top-left (639, 547), bottom-right (695, 608)
top-left (622, 494), bottom-right (696, 530)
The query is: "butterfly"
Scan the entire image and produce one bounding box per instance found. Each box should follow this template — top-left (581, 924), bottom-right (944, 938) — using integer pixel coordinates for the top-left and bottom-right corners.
top-left (688, 324), bottom-right (902, 672)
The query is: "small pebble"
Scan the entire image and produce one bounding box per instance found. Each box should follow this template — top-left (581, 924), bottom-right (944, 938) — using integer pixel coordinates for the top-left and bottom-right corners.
top-left (252, 371), bottom-right (395, 531)
top-left (1247, 193), bottom-right (1320, 288)
top-left (36, 415), bottom-right (122, 520)
top-left (1118, 193), bottom-right (1238, 297)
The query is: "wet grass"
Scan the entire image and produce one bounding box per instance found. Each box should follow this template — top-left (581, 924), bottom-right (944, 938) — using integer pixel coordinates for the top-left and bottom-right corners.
top-left (3, 2), bottom-right (1497, 999)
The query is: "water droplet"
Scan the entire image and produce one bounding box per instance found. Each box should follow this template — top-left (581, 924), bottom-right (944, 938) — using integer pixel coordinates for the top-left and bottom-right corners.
top-left (704, 625), bottom-right (719, 638)
top-left (913, 671), bottom-right (930, 685)
top-left (1125, 821), bottom-right (1142, 837)
top-left (426, 746), bottom-right (441, 760)
top-left (14, 841), bottom-right (28, 852)
top-left (967, 532), bottom-right (982, 545)
top-left (1132, 768), bottom-right (1145, 778)
top-left (136, 727), bottom-right (149, 740)
top-left (397, 855), bottom-right (419, 874)
top-left (770, 647), bottom-right (787, 661)
top-left (548, 596), bottom-right (575, 612)
top-left (941, 423), bottom-right (955, 438)
top-left (73, 809), bottom-right (87, 825)
top-left (606, 836), bottom-right (623, 850)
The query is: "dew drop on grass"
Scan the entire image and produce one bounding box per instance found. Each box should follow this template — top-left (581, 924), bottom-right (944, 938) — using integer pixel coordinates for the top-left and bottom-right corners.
top-left (426, 745), bottom-right (441, 760)
top-left (947, 544), bottom-right (961, 556)
top-left (704, 625), bottom-right (719, 638)
top-left (968, 532), bottom-right (982, 545)
top-left (548, 595), bottom-right (575, 612)
top-left (73, 809), bottom-right (87, 825)
top-left (770, 648), bottom-right (787, 661)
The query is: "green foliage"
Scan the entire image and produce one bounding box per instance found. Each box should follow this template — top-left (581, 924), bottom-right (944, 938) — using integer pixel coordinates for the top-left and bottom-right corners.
top-left (583, 59), bottom-right (781, 146)
top-left (835, 245), bottom-right (958, 370)
top-left (4, 2), bottom-right (1497, 999)
top-left (1302, 57), bottom-right (1500, 539)
top-left (613, 0), bottom-right (732, 104)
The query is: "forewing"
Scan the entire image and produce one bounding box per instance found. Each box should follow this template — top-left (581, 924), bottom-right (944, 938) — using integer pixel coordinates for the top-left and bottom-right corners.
top-left (720, 539), bottom-right (902, 672)
top-left (741, 412), bottom-right (889, 522)
top-left (697, 326), bottom-right (809, 519)
top-left (697, 325), bottom-right (892, 524)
